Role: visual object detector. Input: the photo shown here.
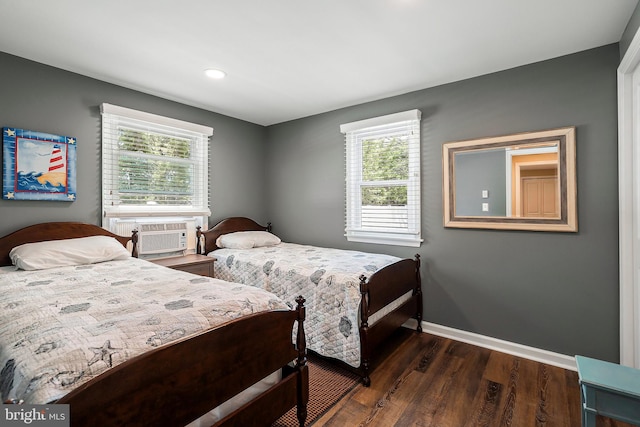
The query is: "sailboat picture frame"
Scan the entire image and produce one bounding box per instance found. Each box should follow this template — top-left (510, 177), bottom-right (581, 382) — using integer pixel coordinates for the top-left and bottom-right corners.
top-left (2, 127), bottom-right (77, 201)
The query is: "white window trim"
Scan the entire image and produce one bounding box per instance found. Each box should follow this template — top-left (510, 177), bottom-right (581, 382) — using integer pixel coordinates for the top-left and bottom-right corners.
top-left (100, 103), bottom-right (213, 223)
top-left (101, 103), bottom-right (213, 136)
top-left (340, 109), bottom-right (421, 133)
top-left (341, 109), bottom-right (422, 247)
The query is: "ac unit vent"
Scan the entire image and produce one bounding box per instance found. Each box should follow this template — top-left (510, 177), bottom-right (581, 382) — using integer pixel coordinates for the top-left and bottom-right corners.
top-left (136, 222), bottom-right (188, 255)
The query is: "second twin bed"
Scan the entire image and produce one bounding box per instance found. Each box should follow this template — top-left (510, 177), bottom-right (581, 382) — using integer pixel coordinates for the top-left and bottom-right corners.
top-left (198, 217), bottom-right (423, 386)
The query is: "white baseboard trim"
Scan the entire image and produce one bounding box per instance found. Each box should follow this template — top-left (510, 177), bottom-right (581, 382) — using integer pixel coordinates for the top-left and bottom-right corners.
top-left (402, 320), bottom-right (577, 371)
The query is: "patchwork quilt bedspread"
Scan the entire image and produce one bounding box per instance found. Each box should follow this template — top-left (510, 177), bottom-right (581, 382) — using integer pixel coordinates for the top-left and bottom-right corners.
top-left (211, 243), bottom-right (401, 368)
top-left (0, 257), bottom-right (288, 404)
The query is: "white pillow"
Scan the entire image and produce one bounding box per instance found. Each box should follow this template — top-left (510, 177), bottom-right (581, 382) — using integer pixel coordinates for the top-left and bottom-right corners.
top-left (10, 235), bottom-right (131, 270)
top-left (216, 231), bottom-right (281, 249)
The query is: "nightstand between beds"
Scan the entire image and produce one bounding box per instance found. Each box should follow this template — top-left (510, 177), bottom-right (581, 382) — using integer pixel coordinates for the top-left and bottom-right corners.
top-left (150, 254), bottom-right (215, 277)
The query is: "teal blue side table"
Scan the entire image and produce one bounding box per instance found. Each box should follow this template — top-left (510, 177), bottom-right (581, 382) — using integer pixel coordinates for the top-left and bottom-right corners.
top-left (575, 355), bottom-right (640, 426)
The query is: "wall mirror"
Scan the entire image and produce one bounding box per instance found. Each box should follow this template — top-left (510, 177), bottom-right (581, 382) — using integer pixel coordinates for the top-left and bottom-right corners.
top-left (442, 126), bottom-right (577, 232)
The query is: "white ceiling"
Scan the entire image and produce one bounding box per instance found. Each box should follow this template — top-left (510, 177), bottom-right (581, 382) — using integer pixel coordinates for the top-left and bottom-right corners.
top-left (0, 0), bottom-right (637, 126)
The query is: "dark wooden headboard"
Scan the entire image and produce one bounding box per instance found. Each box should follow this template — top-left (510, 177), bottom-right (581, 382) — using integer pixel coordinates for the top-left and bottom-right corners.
top-left (197, 217), bottom-right (271, 255)
top-left (0, 222), bottom-right (138, 267)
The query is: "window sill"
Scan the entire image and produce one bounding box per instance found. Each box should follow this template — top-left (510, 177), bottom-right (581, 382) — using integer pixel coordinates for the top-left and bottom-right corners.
top-left (345, 232), bottom-right (422, 248)
top-left (103, 207), bottom-right (211, 218)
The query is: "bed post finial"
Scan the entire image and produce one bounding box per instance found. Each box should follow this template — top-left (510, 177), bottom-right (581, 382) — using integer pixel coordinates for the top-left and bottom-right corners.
top-left (359, 274), bottom-right (370, 326)
top-left (131, 230), bottom-right (139, 258)
top-left (196, 226), bottom-right (202, 255)
top-left (359, 274), bottom-right (372, 386)
top-left (414, 254), bottom-right (423, 333)
top-left (295, 295), bottom-right (307, 367)
top-left (294, 295), bottom-right (308, 427)
top-left (267, 222), bottom-right (273, 233)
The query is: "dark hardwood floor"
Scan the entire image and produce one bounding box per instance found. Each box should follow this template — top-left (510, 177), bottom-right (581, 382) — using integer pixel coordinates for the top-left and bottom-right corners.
top-left (314, 328), bottom-right (635, 427)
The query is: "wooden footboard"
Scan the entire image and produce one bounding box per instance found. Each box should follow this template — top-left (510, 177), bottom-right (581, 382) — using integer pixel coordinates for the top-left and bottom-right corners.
top-left (358, 254), bottom-right (422, 386)
top-left (58, 297), bottom-right (309, 427)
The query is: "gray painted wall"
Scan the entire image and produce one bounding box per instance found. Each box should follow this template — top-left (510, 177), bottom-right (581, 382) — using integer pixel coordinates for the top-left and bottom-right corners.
top-left (0, 52), bottom-right (268, 237)
top-left (265, 44), bottom-right (620, 362)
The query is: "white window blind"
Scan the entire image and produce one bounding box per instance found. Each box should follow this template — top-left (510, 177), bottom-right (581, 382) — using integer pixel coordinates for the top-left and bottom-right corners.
top-left (341, 109), bottom-right (422, 247)
top-left (101, 103), bottom-right (213, 219)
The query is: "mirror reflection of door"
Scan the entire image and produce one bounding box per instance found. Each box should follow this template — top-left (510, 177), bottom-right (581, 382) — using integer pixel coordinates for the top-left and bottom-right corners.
top-left (506, 147), bottom-right (560, 218)
top-left (518, 166), bottom-right (558, 217)
top-left (511, 152), bottom-right (559, 217)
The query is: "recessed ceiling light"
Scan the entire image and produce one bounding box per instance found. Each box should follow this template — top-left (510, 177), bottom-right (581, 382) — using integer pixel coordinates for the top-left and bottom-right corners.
top-left (205, 68), bottom-right (226, 79)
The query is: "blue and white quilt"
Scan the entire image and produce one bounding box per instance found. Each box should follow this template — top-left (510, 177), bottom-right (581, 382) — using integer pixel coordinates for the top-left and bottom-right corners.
top-left (210, 243), bottom-right (401, 368)
top-left (0, 257), bottom-right (287, 404)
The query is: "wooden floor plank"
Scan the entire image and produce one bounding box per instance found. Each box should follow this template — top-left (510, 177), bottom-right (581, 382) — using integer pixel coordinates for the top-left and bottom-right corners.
top-left (365, 369), bottom-right (439, 427)
top-left (510, 358), bottom-right (539, 425)
top-left (564, 368), bottom-right (582, 426)
top-left (428, 342), bottom-right (491, 427)
top-left (536, 364), bottom-right (569, 426)
top-left (482, 350), bottom-right (515, 383)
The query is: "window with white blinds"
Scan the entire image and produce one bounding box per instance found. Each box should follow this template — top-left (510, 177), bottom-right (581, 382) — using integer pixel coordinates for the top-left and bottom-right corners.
top-left (101, 103), bottom-right (213, 219)
top-left (341, 109), bottom-right (422, 247)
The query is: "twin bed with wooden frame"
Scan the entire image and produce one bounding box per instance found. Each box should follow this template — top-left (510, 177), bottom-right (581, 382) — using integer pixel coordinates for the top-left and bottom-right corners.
top-left (0, 222), bottom-right (309, 427)
top-left (197, 217), bottom-right (423, 386)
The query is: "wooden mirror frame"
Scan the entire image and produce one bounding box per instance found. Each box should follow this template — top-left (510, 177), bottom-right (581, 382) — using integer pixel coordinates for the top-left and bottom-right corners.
top-left (442, 126), bottom-right (577, 232)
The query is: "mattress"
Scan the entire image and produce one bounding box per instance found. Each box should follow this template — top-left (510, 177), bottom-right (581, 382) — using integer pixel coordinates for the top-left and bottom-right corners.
top-left (210, 242), bottom-right (403, 368)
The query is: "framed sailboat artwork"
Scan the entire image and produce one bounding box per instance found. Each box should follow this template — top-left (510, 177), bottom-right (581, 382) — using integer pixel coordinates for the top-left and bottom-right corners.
top-left (2, 127), bottom-right (77, 201)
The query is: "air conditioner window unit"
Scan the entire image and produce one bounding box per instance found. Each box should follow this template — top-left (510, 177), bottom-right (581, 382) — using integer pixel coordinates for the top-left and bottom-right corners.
top-left (136, 222), bottom-right (188, 255)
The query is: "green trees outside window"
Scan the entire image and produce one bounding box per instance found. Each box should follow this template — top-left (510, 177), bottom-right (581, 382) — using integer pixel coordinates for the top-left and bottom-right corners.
top-left (361, 136), bottom-right (409, 206)
top-left (117, 129), bottom-right (193, 205)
